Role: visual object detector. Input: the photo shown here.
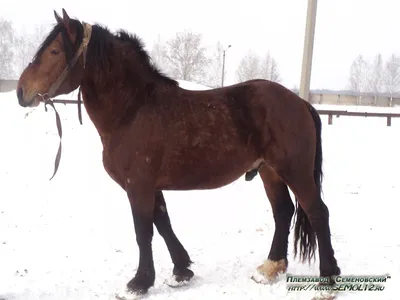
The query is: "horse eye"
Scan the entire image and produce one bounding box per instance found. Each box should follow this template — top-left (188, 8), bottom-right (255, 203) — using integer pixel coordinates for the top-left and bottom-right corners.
top-left (51, 49), bottom-right (60, 55)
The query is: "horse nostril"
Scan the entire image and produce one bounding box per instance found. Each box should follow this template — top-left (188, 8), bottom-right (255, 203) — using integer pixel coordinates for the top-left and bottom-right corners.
top-left (17, 87), bottom-right (25, 105)
top-left (17, 87), bottom-right (23, 101)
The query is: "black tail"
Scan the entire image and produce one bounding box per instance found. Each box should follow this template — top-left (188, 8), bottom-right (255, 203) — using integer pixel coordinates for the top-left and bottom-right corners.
top-left (293, 103), bottom-right (322, 264)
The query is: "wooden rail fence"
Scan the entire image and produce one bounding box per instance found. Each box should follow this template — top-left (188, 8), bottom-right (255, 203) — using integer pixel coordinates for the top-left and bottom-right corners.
top-left (52, 100), bottom-right (400, 127)
top-left (317, 110), bottom-right (400, 126)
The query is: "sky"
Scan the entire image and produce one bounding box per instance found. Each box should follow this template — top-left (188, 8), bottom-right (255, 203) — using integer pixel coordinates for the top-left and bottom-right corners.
top-left (2, 0), bottom-right (400, 90)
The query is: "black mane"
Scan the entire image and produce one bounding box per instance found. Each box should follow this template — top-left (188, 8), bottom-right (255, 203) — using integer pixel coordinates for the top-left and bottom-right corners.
top-left (86, 23), bottom-right (178, 86)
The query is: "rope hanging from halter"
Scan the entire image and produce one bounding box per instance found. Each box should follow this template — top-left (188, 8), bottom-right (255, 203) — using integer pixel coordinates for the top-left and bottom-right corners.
top-left (39, 22), bottom-right (92, 180)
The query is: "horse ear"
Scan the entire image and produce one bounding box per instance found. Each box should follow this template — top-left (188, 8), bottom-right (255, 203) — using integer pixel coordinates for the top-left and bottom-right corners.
top-left (54, 10), bottom-right (62, 24)
top-left (61, 8), bottom-right (72, 34)
top-left (62, 8), bottom-right (70, 22)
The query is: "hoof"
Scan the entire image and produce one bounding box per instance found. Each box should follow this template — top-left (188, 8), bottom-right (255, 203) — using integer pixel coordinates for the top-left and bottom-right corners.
top-left (115, 288), bottom-right (145, 300)
top-left (251, 269), bottom-right (275, 284)
top-left (165, 268), bottom-right (194, 288)
top-left (311, 290), bottom-right (338, 300)
top-left (164, 274), bottom-right (192, 288)
top-left (251, 259), bottom-right (287, 284)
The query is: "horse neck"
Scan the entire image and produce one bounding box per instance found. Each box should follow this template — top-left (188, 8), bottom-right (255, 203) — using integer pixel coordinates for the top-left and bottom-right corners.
top-left (81, 40), bottom-right (164, 136)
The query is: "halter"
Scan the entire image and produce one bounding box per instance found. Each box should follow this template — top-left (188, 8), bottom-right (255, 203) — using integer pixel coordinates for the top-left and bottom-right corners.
top-left (37, 21), bottom-right (92, 180)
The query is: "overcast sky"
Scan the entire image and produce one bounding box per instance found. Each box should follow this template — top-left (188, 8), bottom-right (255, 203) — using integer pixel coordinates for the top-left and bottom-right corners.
top-left (2, 0), bottom-right (399, 90)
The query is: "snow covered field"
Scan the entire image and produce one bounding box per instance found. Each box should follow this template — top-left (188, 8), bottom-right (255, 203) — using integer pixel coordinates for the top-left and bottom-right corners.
top-left (0, 80), bottom-right (399, 300)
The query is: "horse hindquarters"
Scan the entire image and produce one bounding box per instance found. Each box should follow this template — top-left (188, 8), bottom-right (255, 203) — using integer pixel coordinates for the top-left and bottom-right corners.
top-left (253, 99), bottom-right (340, 284)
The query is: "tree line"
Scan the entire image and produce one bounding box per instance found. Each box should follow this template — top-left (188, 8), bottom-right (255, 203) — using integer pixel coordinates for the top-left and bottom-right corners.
top-left (348, 53), bottom-right (400, 105)
top-left (1, 20), bottom-right (281, 87)
top-left (0, 18), bottom-right (49, 79)
top-left (4, 17), bottom-right (399, 102)
top-left (147, 31), bottom-right (282, 88)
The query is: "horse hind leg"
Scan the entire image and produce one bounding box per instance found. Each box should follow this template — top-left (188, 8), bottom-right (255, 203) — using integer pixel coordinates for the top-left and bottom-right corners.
top-left (153, 191), bottom-right (194, 288)
top-left (286, 172), bottom-right (340, 282)
top-left (251, 164), bottom-right (295, 284)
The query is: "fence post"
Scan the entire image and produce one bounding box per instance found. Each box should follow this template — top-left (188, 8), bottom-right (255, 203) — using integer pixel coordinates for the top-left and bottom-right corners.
top-left (328, 114), bottom-right (333, 125)
top-left (387, 116), bottom-right (392, 127)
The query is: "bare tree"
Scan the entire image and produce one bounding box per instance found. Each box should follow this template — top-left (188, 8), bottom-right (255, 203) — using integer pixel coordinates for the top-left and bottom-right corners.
top-left (149, 34), bottom-right (169, 75)
top-left (0, 18), bottom-right (16, 79)
top-left (383, 54), bottom-right (400, 107)
top-left (260, 51), bottom-right (281, 83)
top-left (236, 50), bottom-right (281, 83)
top-left (203, 41), bottom-right (226, 88)
top-left (348, 54), bottom-right (368, 104)
top-left (14, 24), bottom-right (49, 76)
top-left (236, 50), bottom-right (261, 82)
top-left (164, 30), bottom-right (210, 83)
top-left (367, 53), bottom-right (384, 105)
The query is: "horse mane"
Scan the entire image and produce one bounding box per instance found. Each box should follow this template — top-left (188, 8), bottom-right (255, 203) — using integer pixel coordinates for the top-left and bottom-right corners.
top-left (33, 18), bottom-right (178, 87)
top-left (33, 17), bottom-right (179, 126)
top-left (85, 23), bottom-right (178, 86)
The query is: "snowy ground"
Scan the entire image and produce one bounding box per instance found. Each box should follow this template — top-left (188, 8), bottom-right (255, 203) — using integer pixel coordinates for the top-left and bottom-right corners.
top-left (0, 81), bottom-right (399, 300)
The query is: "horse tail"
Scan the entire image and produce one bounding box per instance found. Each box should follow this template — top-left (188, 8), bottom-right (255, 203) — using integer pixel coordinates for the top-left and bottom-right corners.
top-left (293, 102), bottom-right (321, 264)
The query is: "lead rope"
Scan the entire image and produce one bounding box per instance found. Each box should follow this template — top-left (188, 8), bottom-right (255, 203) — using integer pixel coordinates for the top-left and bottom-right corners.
top-left (78, 86), bottom-right (83, 125)
top-left (40, 88), bottom-right (83, 181)
top-left (43, 98), bottom-right (63, 180)
top-left (38, 22), bottom-right (91, 180)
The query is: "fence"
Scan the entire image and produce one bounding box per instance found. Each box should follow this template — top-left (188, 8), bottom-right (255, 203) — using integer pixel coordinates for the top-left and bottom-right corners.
top-left (51, 99), bottom-right (400, 127)
top-left (316, 110), bottom-right (400, 126)
top-left (309, 93), bottom-right (400, 107)
top-left (2, 79), bottom-right (400, 106)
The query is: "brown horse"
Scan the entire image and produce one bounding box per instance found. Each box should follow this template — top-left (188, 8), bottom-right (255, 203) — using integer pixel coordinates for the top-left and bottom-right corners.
top-left (17, 9), bottom-right (340, 300)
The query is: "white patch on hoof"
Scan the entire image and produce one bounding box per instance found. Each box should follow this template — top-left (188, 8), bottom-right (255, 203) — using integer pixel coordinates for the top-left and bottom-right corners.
top-left (164, 275), bottom-right (191, 288)
top-left (251, 259), bottom-right (287, 284)
top-left (311, 290), bottom-right (338, 300)
top-left (115, 288), bottom-right (144, 300)
top-left (251, 269), bottom-right (274, 284)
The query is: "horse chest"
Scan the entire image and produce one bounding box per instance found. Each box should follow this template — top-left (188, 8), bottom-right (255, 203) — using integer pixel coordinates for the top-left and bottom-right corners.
top-left (101, 131), bottom-right (155, 186)
top-left (100, 133), bottom-right (132, 189)
top-left (102, 149), bottom-right (125, 189)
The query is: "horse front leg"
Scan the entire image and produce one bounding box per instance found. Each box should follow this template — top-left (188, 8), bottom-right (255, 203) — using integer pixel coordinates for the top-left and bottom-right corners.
top-left (116, 180), bottom-right (156, 300)
top-left (153, 191), bottom-right (194, 287)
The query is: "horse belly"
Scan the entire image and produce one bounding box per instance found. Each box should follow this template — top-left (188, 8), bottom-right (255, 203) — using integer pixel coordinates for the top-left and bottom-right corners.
top-left (157, 146), bottom-right (258, 190)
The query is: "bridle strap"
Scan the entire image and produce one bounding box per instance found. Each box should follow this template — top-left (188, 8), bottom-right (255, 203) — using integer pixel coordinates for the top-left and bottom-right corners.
top-left (39, 21), bottom-right (92, 180)
top-left (47, 22), bottom-right (92, 99)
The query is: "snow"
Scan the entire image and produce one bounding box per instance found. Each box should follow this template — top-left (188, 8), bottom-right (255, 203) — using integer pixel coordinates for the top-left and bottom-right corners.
top-left (314, 103), bottom-right (400, 113)
top-left (177, 80), bottom-right (212, 90)
top-left (0, 82), bottom-right (399, 300)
